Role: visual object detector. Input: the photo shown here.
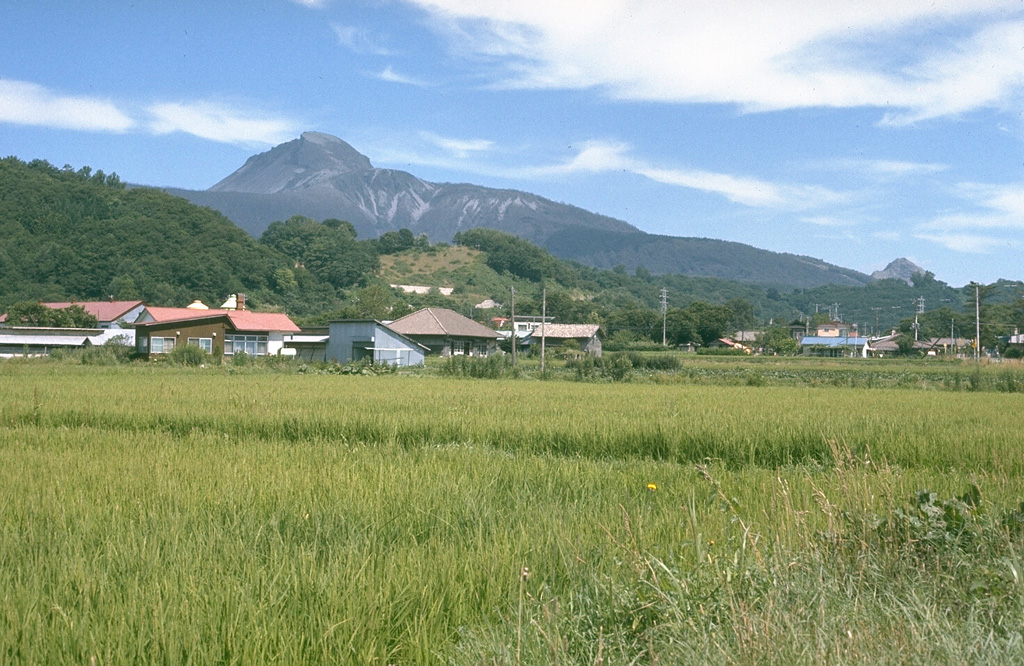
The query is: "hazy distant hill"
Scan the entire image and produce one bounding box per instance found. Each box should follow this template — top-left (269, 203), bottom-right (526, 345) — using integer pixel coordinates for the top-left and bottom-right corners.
top-left (167, 132), bottom-right (872, 289)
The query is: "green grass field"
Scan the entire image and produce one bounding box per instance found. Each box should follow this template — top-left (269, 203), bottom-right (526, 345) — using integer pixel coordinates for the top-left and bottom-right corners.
top-left (2, 361), bottom-right (1022, 664)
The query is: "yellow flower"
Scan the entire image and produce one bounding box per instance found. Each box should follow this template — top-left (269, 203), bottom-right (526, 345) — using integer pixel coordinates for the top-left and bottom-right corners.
top-left (647, 483), bottom-right (658, 491)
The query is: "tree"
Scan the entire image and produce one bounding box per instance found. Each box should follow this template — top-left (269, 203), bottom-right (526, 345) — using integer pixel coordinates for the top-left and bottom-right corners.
top-left (756, 326), bottom-right (799, 355)
top-left (896, 332), bottom-right (918, 356)
top-left (4, 301), bottom-right (98, 328)
top-left (377, 229), bottom-right (415, 254)
top-left (686, 301), bottom-right (733, 345)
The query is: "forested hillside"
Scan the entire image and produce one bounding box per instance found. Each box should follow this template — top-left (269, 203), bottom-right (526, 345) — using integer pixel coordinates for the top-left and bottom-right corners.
top-left (0, 157), bottom-right (290, 309)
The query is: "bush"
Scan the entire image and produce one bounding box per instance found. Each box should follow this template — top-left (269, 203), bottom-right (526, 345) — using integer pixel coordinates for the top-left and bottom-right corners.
top-left (439, 354), bottom-right (519, 379)
top-left (169, 343), bottom-right (207, 367)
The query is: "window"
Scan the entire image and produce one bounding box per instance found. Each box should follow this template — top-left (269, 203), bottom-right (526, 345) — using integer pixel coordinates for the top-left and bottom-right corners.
top-left (150, 337), bottom-right (175, 354)
top-left (187, 337), bottom-right (213, 353)
top-left (452, 340), bottom-right (466, 355)
top-left (225, 334), bottom-right (267, 356)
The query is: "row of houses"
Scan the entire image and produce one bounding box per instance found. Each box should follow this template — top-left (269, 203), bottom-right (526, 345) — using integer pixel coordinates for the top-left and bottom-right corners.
top-left (0, 298), bottom-right (605, 365)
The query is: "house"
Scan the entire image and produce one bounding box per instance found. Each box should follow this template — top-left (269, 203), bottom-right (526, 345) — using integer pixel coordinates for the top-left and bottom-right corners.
top-left (283, 328), bottom-right (330, 362)
top-left (800, 335), bottom-right (868, 357)
top-left (815, 321), bottom-right (854, 337)
top-left (706, 337), bottom-right (751, 353)
top-left (134, 306), bottom-right (300, 358)
top-left (385, 307), bottom-right (498, 356)
top-left (510, 316), bottom-right (554, 337)
top-left (867, 335), bottom-right (970, 357)
top-left (526, 324), bottom-right (604, 357)
top-left (732, 330), bottom-right (762, 344)
top-left (0, 326), bottom-right (130, 358)
top-left (325, 320), bottom-right (428, 366)
top-left (1, 299), bottom-right (145, 346)
top-left (0, 299), bottom-right (146, 329)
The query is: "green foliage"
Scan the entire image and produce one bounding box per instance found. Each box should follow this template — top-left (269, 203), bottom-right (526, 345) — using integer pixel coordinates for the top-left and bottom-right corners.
top-left (260, 215), bottom-right (378, 290)
top-left (0, 157), bottom-right (300, 310)
top-left (296, 358), bottom-right (396, 375)
top-left (439, 354), bottom-right (519, 379)
top-left (454, 228), bottom-right (573, 284)
top-left (756, 326), bottom-right (800, 355)
top-left (4, 301), bottom-right (98, 328)
top-left (168, 343), bottom-right (207, 367)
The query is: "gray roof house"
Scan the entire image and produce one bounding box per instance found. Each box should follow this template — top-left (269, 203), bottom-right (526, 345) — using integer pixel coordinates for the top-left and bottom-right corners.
top-left (0, 326), bottom-right (130, 358)
top-left (326, 320), bottom-right (429, 367)
top-left (526, 323), bottom-right (603, 357)
top-left (386, 307), bottom-right (498, 357)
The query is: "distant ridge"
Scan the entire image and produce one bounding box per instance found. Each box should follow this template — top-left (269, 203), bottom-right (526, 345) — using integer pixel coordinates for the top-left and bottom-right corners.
top-left (166, 132), bottom-right (873, 290)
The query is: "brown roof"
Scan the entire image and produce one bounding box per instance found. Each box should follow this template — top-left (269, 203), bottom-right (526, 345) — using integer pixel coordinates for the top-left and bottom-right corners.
top-left (0, 300), bottom-right (145, 324)
top-left (137, 307), bottom-right (299, 333)
top-left (529, 324), bottom-right (602, 340)
top-left (388, 308), bottom-right (497, 339)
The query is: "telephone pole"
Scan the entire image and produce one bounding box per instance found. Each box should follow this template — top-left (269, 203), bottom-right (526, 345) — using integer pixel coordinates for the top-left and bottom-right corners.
top-left (975, 284), bottom-right (980, 361)
top-left (509, 286), bottom-right (517, 366)
top-left (913, 296), bottom-right (924, 341)
top-left (540, 288), bottom-right (547, 373)
top-left (660, 287), bottom-right (668, 346)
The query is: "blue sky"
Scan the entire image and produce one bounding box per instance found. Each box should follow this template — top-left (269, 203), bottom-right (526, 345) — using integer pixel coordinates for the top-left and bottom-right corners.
top-left (2, 1), bottom-right (1023, 287)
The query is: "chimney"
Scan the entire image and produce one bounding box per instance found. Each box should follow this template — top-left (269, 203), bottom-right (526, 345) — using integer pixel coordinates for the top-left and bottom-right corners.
top-left (238, 293), bottom-right (246, 311)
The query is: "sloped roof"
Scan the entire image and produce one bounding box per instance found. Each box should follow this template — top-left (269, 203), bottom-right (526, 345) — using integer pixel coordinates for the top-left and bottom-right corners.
top-left (136, 307), bottom-right (299, 333)
top-left (387, 308), bottom-right (498, 339)
top-left (800, 336), bottom-right (868, 347)
top-left (137, 306), bottom-right (227, 324)
top-left (226, 310), bottom-right (301, 333)
top-left (529, 324), bottom-right (601, 340)
top-left (1, 300), bottom-right (145, 324)
top-left (50, 300), bottom-right (146, 322)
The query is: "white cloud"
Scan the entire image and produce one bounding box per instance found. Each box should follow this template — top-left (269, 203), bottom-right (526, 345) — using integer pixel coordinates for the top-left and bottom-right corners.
top-left (404, 0), bottom-right (1023, 120)
top-left (332, 24), bottom-right (394, 55)
top-left (915, 181), bottom-right (1024, 252)
top-left (291, 0), bottom-right (328, 7)
top-left (420, 131), bottom-right (493, 157)
top-left (148, 102), bottom-right (298, 145)
top-left (860, 160), bottom-right (948, 177)
top-left (0, 79), bottom-right (134, 132)
top-left (413, 138), bottom-right (847, 210)
top-left (914, 232), bottom-right (1010, 253)
top-left (802, 215), bottom-right (860, 228)
top-left (377, 66), bottom-right (429, 86)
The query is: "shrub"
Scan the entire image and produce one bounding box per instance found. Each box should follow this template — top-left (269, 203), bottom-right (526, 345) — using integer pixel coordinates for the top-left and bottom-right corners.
top-left (169, 343), bottom-right (207, 366)
top-left (439, 354), bottom-right (519, 379)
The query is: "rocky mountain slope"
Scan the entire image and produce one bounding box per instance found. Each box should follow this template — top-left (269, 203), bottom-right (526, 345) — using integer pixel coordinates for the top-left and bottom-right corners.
top-left (870, 258), bottom-right (926, 285)
top-left (167, 132), bottom-right (873, 289)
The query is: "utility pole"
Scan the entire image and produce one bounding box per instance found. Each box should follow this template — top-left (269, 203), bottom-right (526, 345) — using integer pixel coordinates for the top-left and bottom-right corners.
top-left (871, 307), bottom-right (882, 337)
top-left (913, 296), bottom-right (924, 341)
top-left (540, 287), bottom-right (546, 374)
top-left (975, 284), bottom-right (980, 361)
top-left (660, 287), bottom-right (668, 346)
top-left (510, 286), bottom-right (517, 366)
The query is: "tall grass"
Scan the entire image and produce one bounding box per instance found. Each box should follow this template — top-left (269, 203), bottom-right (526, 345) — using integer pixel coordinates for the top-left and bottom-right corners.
top-left (1, 363), bottom-right (1022, 663)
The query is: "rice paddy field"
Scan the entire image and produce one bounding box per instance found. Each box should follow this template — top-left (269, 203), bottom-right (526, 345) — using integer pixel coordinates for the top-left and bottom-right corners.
top-left (2, 359), bottom-right (1023, 664)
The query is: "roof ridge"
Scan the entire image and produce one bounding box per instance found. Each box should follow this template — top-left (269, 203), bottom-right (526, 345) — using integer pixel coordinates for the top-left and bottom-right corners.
top-left (426, 307), bottom-right (446, 334)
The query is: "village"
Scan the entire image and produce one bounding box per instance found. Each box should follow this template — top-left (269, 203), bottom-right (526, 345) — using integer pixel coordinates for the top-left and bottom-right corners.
top-left (0, 294), bottom-right (997, 364)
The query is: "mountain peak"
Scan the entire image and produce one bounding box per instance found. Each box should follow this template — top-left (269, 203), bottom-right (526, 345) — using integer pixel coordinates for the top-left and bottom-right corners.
top-left (871, 258), bottom-right (925, 284)
top-left (209, 132), bottom-right (373, 194)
